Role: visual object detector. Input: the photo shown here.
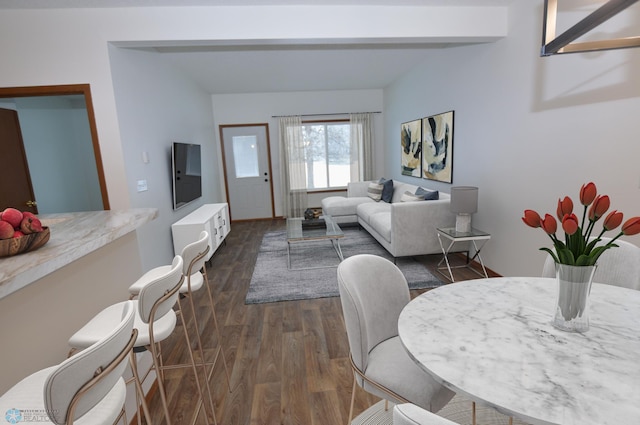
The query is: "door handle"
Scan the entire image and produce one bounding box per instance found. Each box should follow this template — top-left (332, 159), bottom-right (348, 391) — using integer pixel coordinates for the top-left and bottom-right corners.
top-left (26, 200), bottom-right (37, 207)
top-left (264, 179), bottom-right (268, 182)
top-left (264, 172), bottom-right (268, 176)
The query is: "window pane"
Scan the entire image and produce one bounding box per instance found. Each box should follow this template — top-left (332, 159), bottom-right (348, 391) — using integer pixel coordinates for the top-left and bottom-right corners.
top-left (302, 125), bottom-right (327, 189)
top-left (300, 122), bottom-right (352, 190)
top-left (327, 124), bottom-right (350, 187)
top-left (232, 135), bottom-right (259, 178)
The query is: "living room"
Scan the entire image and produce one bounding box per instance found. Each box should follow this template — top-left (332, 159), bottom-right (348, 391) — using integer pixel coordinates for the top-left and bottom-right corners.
top-left (0, 0), bottom-right (639, 423)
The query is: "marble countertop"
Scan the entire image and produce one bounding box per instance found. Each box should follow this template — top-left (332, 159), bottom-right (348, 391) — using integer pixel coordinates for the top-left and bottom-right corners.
top-left (398, 277), bottom-right (640, 425)
top-left (0, 209), bottom-right (158, 299)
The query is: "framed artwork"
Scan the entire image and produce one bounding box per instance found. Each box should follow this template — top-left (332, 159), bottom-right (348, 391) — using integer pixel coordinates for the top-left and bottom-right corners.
top-left (422, 110), bottom-right (454, 183)
top-left (400, 119), bottom-right (422, 177)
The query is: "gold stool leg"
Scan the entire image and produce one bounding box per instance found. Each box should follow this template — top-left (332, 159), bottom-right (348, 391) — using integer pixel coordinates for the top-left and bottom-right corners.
top-left (202, 267), bottom-right (233, 392)
top-left (128, 351), bottom-right (153, 425)
top-left (147, 335), bottom-right (173, 425)
top-left (347, 376), bottom-right (356, 425)
top-left (176, 296), bottom-right (218, 425)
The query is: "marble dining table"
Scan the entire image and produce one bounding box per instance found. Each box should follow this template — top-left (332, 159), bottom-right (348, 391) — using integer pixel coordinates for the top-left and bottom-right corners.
top-left (398, 277), bottom-right (640, 425)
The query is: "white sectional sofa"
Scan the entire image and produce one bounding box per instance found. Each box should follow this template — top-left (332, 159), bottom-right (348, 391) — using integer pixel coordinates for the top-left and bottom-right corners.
top-left (321, 180), bottom-right (458, 258)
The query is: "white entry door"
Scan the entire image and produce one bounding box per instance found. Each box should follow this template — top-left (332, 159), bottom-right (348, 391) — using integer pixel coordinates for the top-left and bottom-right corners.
top-left (220, 124), bottom-right (274, 221)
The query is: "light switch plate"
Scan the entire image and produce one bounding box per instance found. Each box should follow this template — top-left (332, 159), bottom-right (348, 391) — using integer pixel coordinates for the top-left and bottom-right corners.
top-left (137, 179), bottom-right (148, 192)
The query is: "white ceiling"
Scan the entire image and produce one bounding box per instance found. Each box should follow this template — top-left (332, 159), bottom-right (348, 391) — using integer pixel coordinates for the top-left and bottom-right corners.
top-left (0, 0), bottom-right (512, 8)
top-left (0, 0), bottom-right (511, 94)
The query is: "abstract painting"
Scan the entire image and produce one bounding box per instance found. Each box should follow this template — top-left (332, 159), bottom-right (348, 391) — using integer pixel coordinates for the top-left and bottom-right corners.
top-left (400, 119), bottom-right (422, 177)
top-left (422, 110), bottom-right (454, 183)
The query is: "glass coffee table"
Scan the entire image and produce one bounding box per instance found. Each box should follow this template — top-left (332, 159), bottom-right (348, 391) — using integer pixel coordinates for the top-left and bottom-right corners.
top-left (286, 215), bottom-right (344, 270)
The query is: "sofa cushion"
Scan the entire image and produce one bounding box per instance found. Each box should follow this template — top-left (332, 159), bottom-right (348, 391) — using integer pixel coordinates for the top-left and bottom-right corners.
top-left (378, 178), bottom-right (394, 203)
top-left (401, 191), bottom-right (423, 202)
top-left (369, 212), bottom-right (392, 243)
top-left (367, 182), bottom-right (384, 201)
top-left (321, 196), bottom-right (373, 217)
top-left (357, 202), bottom-right (391, 225)
top-left (416, 187), bottom-right (439, 200)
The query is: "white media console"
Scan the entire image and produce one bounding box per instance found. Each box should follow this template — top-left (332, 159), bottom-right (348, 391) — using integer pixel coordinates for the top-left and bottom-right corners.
top-left (171, 203), bottom-right (230, 261)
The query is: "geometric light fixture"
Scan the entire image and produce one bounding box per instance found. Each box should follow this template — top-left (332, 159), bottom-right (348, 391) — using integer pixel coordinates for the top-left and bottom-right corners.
top-left (541, 0), bottom-right (640, 56)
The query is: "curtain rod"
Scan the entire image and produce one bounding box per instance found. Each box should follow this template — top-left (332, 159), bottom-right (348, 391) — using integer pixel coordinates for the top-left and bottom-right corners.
top-left (272, 111), bottom-right (382, 118)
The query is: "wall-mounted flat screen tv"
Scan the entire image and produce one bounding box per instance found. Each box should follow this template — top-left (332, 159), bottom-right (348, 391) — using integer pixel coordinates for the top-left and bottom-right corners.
top-left (171, 142), bottom-right (202, 210)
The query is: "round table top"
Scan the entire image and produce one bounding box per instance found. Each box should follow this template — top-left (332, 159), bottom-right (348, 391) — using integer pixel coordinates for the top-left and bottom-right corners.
top-left (398, 277), bottom-right (640, 425)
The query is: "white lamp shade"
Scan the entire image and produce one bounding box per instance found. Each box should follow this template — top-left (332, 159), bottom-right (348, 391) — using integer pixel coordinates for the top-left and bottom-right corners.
top-left (450, 186), bottom-right (478, 214)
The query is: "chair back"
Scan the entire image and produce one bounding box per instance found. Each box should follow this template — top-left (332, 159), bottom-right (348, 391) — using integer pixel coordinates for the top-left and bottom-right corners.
top-left (542, 237), bottom-right (640, 290)
top-left (44, 301), bottom-right (136, 424)
top-left (337, 254), bottom-right (411, 377)
top-left (138, 255), bottom-right (184, 323)
top-left (393, 403), bottom-right (457, 425)
top-left (182, 230), bottom-right (210, 279)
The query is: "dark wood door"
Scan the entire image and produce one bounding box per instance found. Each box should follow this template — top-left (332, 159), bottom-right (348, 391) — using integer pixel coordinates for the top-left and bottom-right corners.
top-left (0, 108), bottom-right (38, 213)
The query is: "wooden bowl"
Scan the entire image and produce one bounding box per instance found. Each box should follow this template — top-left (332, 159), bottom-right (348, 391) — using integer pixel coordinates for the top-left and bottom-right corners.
top-left (0, 227), bottom-right (50, 258)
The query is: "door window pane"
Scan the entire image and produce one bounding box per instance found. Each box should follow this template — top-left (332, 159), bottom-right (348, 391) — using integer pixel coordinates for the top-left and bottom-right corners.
top-left (233, 136), bottom-right (259, 178)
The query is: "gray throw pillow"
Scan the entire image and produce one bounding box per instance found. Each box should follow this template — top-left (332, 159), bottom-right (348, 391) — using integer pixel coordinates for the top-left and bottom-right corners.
top-left (378, 178), bottom-right (394, 203)
top-left (416, 187), bottom-right (439, 200)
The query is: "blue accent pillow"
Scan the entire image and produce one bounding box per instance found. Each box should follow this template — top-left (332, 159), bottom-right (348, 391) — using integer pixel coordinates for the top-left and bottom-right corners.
top-left (378, 178), bottom-right (394, 203)
top-left (416, 187), bottom-right (439, 200)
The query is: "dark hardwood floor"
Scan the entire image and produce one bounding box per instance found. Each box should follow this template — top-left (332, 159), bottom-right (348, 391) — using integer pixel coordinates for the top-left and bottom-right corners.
top-left (141, 219), bottom-right (498, 425)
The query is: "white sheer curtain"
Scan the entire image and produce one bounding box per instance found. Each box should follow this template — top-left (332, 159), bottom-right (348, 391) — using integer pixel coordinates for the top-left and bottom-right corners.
top-left (279, 116), bottom-right (308, 218)
top-left (349, 113), bottom-right (375, 181)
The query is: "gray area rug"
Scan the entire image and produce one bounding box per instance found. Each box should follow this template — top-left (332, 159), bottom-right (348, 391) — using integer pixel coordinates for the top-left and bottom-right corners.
top-left (245, 227), bottom-right (443, 304)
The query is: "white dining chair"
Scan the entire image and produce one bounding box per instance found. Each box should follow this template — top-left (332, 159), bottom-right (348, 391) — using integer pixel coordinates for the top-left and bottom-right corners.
top-left (0, 300), bottom-right (137, 425)
top-left (337, 254), bottom-right (454, 425)
top-left (542, 237), bottom-right (640, 290)
top-left (393, 403), bottom-right (458, 425)
top-left (68, 255), bottom-right (184, 425)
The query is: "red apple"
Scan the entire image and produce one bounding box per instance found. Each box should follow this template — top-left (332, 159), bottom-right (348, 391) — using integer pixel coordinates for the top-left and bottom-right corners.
top-left (0, 220), bottom-right (14, 239)
top-left (13, 230), bottom-right (24, 238)
top-left (2, 208), bottom-right (23, 228)
top-left (22, 211), bottom-right (36, 219)
top-left (20, 216), bottom-right (43, 234)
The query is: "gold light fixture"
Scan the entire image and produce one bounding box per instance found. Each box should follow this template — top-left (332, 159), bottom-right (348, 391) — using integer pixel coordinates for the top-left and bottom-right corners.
top-left (541, 0), bottom-right (640, 56)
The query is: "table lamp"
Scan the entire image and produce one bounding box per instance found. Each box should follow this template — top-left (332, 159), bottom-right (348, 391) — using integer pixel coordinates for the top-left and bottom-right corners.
top-left (450, 186), bottom-right (478, 233)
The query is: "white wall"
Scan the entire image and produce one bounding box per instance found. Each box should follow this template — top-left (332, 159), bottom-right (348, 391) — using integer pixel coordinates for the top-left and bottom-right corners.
top-left (384, 1), bottom-right (640, 277)
top-left (14, 96), bottom-right (103, 214)
top-left (211, 90), bottom-right (384, 216)
top-left (0, 4), bottom-right (505, 271)
top-left (109, 45), bottom-right (220, 269)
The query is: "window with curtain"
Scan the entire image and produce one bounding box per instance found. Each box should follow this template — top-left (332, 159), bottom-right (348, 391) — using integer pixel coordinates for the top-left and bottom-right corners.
top-left (279, 113), bottom-right (374, 217)
top-left (301, 120), bottom-right (350, 189)
top-left (300, 114), bottom-right (374, 190)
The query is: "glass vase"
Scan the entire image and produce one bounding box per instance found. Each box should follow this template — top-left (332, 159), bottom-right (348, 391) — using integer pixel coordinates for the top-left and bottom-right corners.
top-left (552, 263), bottom-right (597, 333)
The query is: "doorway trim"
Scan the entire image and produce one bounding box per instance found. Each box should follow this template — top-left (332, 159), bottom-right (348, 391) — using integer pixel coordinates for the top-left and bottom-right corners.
top-left (0, 84), bottom-right (110, 210)
top-left (219, 123), bottom-right (275, 221)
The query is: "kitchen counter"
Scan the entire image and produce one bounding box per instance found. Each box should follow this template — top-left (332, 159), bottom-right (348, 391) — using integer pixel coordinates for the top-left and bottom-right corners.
top-left (0, 208), bottom-right (157, 299)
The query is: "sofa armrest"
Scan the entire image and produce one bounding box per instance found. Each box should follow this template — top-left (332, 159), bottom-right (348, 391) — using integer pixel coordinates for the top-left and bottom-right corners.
top-left (390, 199), bottom-right (457, 256)
top-left (347, 180), bottom-right (373, 198)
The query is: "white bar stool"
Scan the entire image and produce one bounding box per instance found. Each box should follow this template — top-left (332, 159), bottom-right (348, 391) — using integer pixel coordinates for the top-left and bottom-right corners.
top-left (68, 255), bottom-right (184, 425)
top-left (0, 300), bottom-right (137, 425)
top-left (128, 231), bottom-right (232, 425)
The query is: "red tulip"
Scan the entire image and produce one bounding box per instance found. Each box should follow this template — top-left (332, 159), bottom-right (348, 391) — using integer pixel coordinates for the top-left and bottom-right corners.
top-left (556, 196), bottom-right (573, 221)
top-left (603, 210), bottom-right (623, 231)
top-left (579, 182), bottom-right (597, 206)
top-left (588, 195), bottom-right (610, 221)
top-left (622, 217), bottom-right (640, 236)
top-left (540, 214), bottom-right (557, 235)
top-left (562, 214), bottom-right (579, 235)
top-left (522, 210), bottom-right (541, 228)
